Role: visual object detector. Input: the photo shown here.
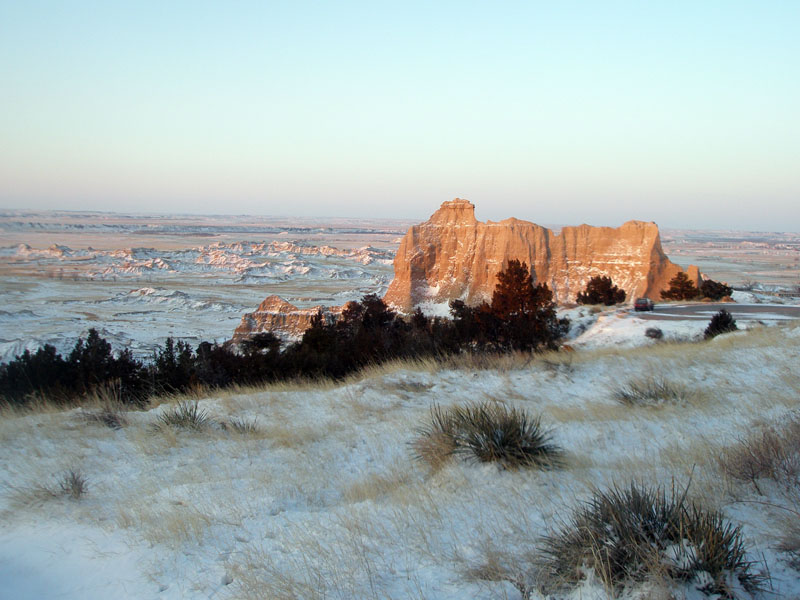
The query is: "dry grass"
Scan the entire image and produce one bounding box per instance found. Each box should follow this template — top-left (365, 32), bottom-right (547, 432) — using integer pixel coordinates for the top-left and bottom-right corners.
top-left (412, 402), bottom-right (562, 470)
top-left (718, 415), bottom-right (800, 496)
top-left (9, 468), bottom-right (88, 507)
top-left (340, 467), bottom-right (412, 504)
top-left (58, 469), bottom-right (89, 499)
top-left (778, 516), bottom-right (800, 568)
top-left (540, 482), bottom-right (768, 598)
top-left (124, 502), bottom-right (215, 549)
top-left (221, 416), bottom-right (260, 436)
top-left (613, 376), bottom-right (696, 407)
top-left (260, 421), bottom-right (330, 448)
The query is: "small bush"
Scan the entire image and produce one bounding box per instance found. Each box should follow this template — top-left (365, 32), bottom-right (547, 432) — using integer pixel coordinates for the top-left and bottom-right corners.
top-left (540, 482), bottom-right (767, 597)
top-left (645, 327), bottom-right (664, 340)
top-left (614, 376), bottom-right (693, 407)
top-left (413, 402), bottom-right (561, 470)
top-left (59, 470), bottom-right (88, 500)
top-left (157, 401), bottom-right (209, 431)
top-left (718, 418), bottom-right (800, 495)
top-left (222, 416), bottom-right (260, 435)
top-left (705, 309), bottom-right (738, 339)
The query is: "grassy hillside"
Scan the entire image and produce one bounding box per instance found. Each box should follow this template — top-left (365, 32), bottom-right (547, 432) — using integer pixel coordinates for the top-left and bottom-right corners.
top-left (2, 323), bottom-right (799, 599)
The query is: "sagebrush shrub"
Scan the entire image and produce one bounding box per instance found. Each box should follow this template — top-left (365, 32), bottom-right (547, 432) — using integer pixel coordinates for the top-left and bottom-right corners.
top-left (540, 482), bottom-right (767, 597)
top-left (413, 402), bottom-right (561, 470)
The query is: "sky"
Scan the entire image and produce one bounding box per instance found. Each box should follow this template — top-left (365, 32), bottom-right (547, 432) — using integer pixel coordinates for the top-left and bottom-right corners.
top-left (1, 1), bottom-right (798, 231)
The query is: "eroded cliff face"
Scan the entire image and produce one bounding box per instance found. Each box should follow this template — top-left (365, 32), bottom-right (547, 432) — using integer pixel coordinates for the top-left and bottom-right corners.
top-left (384, 199), bottom-right (696, 312)
top-left (231, 295), bottom-right (342, 344)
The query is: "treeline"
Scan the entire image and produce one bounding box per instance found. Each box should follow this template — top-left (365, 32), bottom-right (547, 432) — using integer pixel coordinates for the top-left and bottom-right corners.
top-left (1, 260), bottom-right (569, 408)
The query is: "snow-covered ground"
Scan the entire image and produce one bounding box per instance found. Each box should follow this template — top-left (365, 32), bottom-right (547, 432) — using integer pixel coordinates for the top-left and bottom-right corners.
top-left (0, 240), bottom-right (395, 361)
top-left (2, 322), bottom-right (800, 599)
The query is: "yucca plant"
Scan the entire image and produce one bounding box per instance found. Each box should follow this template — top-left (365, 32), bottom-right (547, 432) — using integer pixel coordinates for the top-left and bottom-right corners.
top-left (540, 482), bottom-right (767, 597)
top-left (157, 400), bottom-right (209, 430)
top-left (413, 402), bottom-right (561, 470)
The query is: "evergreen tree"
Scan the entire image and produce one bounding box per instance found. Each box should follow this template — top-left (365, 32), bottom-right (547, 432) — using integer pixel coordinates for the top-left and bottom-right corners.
top-left (489, 259), bottom-right (568, 351)
top-left (704, 309), bottom-right (738, 339)
top-left (576, 276), bottom-right (626, 306)
top-left (660, 272), bottom-right (699, 301)
top-left (700, 279), bottom-right (733, 301)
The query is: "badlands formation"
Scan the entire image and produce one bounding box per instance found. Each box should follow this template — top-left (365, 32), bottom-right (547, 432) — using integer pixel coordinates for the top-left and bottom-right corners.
top-left (233, 199), bottom-right (700, 340)
top-left (385, 199), bottom-right (699, 311)
top-left (231, 295), bottom-right (343, 344)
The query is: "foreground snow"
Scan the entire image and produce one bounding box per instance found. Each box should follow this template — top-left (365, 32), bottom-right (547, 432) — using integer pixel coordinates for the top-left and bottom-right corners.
top-left (2, 323), bottom-right (800, 598)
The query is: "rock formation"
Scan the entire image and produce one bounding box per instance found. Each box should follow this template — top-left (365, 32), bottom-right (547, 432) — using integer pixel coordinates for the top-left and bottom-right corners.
top-left (231, 295), bottom-right (343, 344)
top-left (232, 198), bottom-right (700, 343)
top-left (384, 199), bottom-right (698, 311)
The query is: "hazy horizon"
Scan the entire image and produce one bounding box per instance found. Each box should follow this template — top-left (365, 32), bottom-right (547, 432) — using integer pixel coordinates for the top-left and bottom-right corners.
top-left (1, 1), bottom-right (798, 231)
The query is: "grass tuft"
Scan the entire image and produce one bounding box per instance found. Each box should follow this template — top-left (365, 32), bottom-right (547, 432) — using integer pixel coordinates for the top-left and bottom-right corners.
top-left (157, 401), bottom-right (210, 431)
top-left (540, 482), bottom-right (767, 598)
top-left (613, 376), bottom-right (694, 407)
top-left (221, 416), bottom-right (260, 435)
top-left (59, 469), bottom-right (88, 499)
top-left (413, 402), bottom-right (562, 470)
top-left (83, 407), bottom-right (128, 429)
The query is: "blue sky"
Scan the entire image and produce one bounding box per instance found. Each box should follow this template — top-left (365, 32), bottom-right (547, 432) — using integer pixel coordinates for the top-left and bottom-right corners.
top-left (1, 1), bottom-right (798, 230)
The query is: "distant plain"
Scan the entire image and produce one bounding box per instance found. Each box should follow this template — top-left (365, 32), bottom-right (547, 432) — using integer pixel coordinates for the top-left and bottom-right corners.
top-left (1, 210), bottom-right (798, 362)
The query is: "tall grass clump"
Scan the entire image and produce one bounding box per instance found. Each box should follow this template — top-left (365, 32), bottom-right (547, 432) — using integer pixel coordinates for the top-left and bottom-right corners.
top-left (413, 402), bottom-right (562, 470)
top-left (59, 469), bottom-right (89, 499)
top-left (221, 416), bottom-right (260, 435)
top-left (613, 376), bottom-right (693, 407)
top-left (540, 482), bottom-right (767, 598)
top-left (157, 401), bottom-right (210, 431)
top-left (718, 417), bottom-right (800, 496)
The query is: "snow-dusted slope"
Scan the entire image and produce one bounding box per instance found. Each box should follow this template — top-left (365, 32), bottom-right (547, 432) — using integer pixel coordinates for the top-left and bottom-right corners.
top-left (2, 324), bottom-right (800, 599)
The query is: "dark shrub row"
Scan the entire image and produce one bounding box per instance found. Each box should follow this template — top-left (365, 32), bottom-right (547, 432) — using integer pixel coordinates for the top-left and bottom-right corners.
top-left (1, 261), bottom-right (569, 407)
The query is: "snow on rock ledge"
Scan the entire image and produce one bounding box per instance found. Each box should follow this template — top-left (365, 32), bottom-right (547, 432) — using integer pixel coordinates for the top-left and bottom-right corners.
top-left (384, 198), bottom-right (700, 312)
top-left (231, 295), bottom-right (343, 344)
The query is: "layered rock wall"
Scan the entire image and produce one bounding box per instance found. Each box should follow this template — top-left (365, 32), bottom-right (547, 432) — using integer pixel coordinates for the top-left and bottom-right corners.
top-left (384, 199), bottom-right (696, 312)
top-left (231, 295), bottom-right (342, 344)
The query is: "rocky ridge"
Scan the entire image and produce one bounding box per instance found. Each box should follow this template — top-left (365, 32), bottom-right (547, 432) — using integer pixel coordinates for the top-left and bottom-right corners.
top-left (384, 199), bottom-right (699, 311)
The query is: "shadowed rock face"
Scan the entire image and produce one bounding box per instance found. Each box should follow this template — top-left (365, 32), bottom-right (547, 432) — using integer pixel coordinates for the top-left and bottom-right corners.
top-left (231, 295), bottom-right (343, 343)
top-left (384, 199), bottom-right (698, 312)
